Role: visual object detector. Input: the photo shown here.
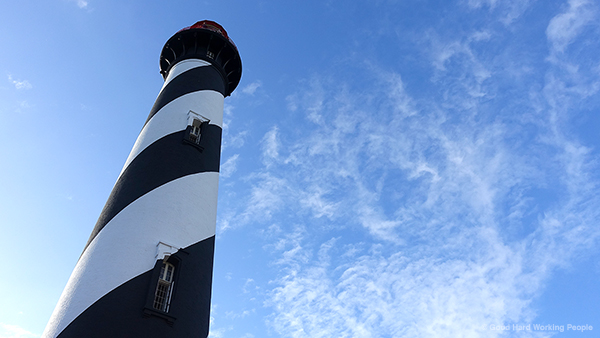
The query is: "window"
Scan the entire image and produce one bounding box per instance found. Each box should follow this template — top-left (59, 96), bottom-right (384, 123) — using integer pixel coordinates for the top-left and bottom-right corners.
top-left (183, 110), bottom-right (210, 150)
top-left (143, 243), bottom-right (180, 324)
top-left (188, 119), bottom-right (203, 145)
top-left (153, 262), bottom-right (175, 313)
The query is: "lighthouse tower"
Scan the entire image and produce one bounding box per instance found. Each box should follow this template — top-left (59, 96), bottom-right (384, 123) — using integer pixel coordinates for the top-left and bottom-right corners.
top-left (43, 21), bottom-right (241, 338)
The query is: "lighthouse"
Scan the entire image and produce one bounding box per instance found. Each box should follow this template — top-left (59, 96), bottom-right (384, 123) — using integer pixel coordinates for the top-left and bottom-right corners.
top-left (43, 21), bottom-right (242, 338)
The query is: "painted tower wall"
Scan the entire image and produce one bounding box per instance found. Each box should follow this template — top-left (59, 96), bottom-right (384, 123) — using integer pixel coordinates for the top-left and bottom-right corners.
top-left (43, 58), bottom-right (227, 337)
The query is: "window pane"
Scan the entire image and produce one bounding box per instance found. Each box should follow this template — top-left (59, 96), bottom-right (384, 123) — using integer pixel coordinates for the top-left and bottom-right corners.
top-left (166, 265), bottom-right (173, 282)
top-left (153, 282), bottom-right (169, 311)
top-left (153, 262), bottom-right (175, 312)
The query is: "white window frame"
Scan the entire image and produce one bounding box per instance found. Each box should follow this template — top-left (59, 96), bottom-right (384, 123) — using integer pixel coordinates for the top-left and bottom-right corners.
top-left (153, 262), bottom-right (175, 313)
top-left (186, 110), bottom-right (210, 145)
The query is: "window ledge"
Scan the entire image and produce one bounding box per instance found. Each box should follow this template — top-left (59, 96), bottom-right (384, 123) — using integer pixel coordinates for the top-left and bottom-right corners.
top-left (143, 307), bottom-right (177, 326)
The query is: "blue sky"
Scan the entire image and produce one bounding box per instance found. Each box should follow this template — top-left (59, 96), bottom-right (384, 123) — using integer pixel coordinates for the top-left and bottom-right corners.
top-left (1, 0), bottom-right (599, 337)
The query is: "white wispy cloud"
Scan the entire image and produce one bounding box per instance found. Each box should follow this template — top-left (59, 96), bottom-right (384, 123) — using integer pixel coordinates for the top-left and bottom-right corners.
top-left (242, 80), bottom-right (262, 95)
top-left (221, 154), bottom-right (240, 178)
top-left (299, 187), bottom-right (339, 219)
top-left (285, 77), bottom-right (327, 125)
top-left (222, 103), bottom-right (248, 150)
top-left (7, 75), bottom-right (32, 90)
top-left (0, 323), bottom-right (38, 338)
top-left (218, 1), bottom-right (600, 336)
top-left (428, 32), bottom-right (492, 101)
top-left (466, 0), bottom-right (535, 24)
top-left (76, 0), bottom-right (88, 9)
top-left (546, 0), bottom-right (595, 53)
top-left (267, 234), bottom-right (538, 338)
top-left (261, 126), bottom-right (280, 167)
top-left (231, 172), bottom-right (289, 229)
top-left (208, 325), bottom-right (228, 338)
top-left (466, 0), bottom-right (498, 8)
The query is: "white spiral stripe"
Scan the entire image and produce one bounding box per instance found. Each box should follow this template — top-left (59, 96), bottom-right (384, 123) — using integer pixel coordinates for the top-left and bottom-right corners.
top-left (43, 172), bottom-right (219, 337)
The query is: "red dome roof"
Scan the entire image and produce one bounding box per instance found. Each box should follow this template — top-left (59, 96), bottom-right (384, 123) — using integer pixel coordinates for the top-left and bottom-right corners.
top-left (178, 20), bottom-right (237, 50)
